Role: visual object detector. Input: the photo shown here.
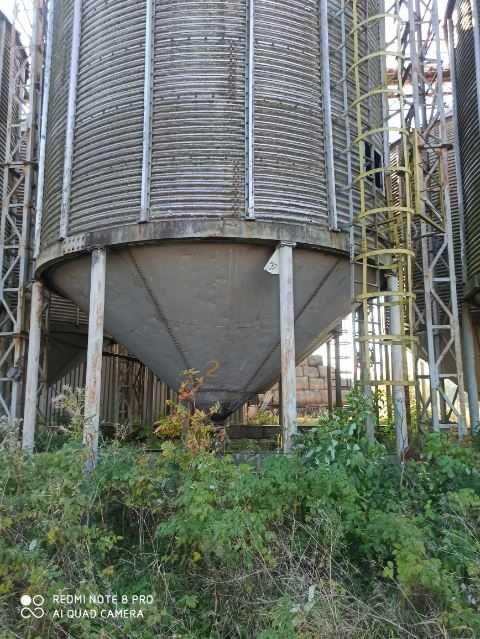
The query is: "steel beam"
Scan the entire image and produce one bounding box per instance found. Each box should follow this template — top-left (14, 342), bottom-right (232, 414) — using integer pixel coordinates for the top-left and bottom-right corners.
top-left (334, 327), bottom-right (342, 407)
top-left (279, 242), bottom-right (297, 452)
top-left (388, 275), bottom-right (409, 458)
top-left (326, 337), bottom-right (333, 414)
top-left (83, 248), bottom-right (106, 471)
top-left (22, 281), bottom-right (44, 452)
top-left (140, 0), bottom-right (155, 223)
top-left (34, 0), bottom-right (55, 259)
top-left (245, 0), bottom-right (255, 219)
top-left (319, 0), bottom-right (338, 231)
top-left (60, 0), bottom-right (83, 239)
top-left (462, 305), bottom-right (480, 432)
top-left (409, 0), bottom-right (467, 435)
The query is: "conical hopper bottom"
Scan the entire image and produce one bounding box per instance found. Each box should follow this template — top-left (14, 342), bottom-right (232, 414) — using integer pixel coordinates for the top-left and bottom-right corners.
top-left (47, 242), bottom-right (351, 416)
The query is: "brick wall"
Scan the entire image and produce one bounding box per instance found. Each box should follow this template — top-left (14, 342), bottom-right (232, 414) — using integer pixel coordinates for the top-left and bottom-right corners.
top-left (260, 354), bottom-right (352, 409)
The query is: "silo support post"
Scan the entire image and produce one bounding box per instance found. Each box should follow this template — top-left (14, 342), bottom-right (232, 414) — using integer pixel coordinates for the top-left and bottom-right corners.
top-left (334, 327), bottom-right (342, 407)
top-left (462, 305), bottom-right (480, 433)
top-left (388, 275), bottom-right (409, 460)
top-left (22, 282), bottom-right (44, 453)
top-left (84, 249), bottom-right (106, 472)
top-left (326, 337), bottom-right (333, 414)
top-left (279, 242), bottom-right (297, 452)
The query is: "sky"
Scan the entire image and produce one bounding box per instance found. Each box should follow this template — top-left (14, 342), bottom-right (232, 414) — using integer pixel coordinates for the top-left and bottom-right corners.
top-left (0, 0), bottom-right (14, 22)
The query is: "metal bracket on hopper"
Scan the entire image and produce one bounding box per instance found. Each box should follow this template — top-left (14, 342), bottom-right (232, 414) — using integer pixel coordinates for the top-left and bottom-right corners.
top-left (264, 242), bottom-right (296, 276)
top-left (62, 234), bottom-right (86, 255)
top-left (264, 248), bottom-right (280, 275)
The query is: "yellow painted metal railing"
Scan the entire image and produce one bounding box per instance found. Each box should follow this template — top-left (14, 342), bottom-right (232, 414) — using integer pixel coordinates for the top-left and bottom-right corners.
top-left (350, 1), bottom-right (416, 398)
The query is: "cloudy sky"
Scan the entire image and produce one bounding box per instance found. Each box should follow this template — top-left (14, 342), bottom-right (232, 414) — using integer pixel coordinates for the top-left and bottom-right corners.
top-left (0, 0), bottom-right (14, 22)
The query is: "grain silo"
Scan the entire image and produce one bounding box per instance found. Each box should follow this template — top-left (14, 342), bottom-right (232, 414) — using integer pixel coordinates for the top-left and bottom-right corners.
top-left (453, 0), bottom-right (480, 305)
top-left (446, 0), bottom-right (480, 427)
top-left (33, 0), bottom-right (385, 432)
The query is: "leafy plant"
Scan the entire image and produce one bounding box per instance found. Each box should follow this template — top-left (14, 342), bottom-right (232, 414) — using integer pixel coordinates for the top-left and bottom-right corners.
top-left (1, 387), bottom-right (479, 637)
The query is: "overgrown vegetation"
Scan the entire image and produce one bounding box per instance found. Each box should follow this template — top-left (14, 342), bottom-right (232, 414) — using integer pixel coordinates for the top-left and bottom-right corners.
top-left (1, 390), bottom-right (480, 637)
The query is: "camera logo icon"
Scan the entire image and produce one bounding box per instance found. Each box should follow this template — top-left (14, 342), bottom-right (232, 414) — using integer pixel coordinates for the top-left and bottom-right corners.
top-left (20, 594), bottom-right (45, 619)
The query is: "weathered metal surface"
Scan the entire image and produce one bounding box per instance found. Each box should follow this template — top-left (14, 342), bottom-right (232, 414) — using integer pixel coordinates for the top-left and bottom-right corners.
top-left (37, 0), bottom-right (382, 414)
top-left (23, 282), bottom-right (44, 452)
top-left (279, 243), bottom-right (297, 451)
top-left (59, 0), bottom-right (82, 239)
top-left (83, 248), bottom-right (106, 470)
top-left (41, 350), bottom-right (174, 427)
top-left (456, 0), bottom-right (480, 302)
top-left (42, 0), bottom-right (73, 248)
top-left (46, 292), bottom-right (89, 382)
top-left (0, 14), bottom-right (8, 204)
top-left (39, 0), bottom-right (382, 247)
top-left (48, 243), bottom-right (352, 412)
top-left (34, 0), bottom-right (55, 259)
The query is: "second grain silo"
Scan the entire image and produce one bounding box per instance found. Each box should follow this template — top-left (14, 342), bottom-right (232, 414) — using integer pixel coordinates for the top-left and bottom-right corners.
top-left (446, 0), bottom-right (480, 426)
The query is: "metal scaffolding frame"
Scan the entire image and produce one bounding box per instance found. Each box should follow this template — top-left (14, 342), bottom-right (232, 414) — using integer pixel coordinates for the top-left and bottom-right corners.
top-left (342, 0), bottom-right (467, 441)
top-left (408, 0), bottom-right (467, 434)
top-left (0, 0), bottom-right (44, 421)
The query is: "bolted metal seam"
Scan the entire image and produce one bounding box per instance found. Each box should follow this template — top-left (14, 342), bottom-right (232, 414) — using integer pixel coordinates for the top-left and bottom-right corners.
top-left (319, 0), bottom-right (338, 231)
top-left (59, 0), bottom-right (83, 240)
top-left (34, 0), bottom-right (55, 259)
top-left (140, 0), bottom-right (155, 223)
top-left (245, 0), bottom-right (255, 220)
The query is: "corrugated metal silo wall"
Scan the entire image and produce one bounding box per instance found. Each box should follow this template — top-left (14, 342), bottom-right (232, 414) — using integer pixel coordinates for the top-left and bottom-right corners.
top-left (456, 0), bottom-right (480, 297)
top-left (330, 0), bottom-right (385, 233)
top-left (151, 1), bottom-right (246, 220)
top-left (42, 0), bottom-right (73, 247)
top-left (69, 0), bottom-right (145, 234)
top-left (0, 17), bottom-right (10, 203)
top-left (40, 0), bottom-right (384, 250)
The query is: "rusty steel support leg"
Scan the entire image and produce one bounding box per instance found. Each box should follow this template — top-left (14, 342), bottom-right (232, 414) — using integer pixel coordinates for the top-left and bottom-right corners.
top-left (388, 275), bottom-right (409, 459)
top-left (279, 242), bottom-right (297, 452)
top-left (327, 337), bottom-right (333, 414)
top-left (22, 281), bottom-right (44, 453)
top-left (334, 327), bottom-right (342, 407)
top-left (83, 248), bottom-right (106, 471)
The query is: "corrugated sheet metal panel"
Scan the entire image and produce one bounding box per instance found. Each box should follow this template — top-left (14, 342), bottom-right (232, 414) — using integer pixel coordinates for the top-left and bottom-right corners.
top-left (329, 0), bottom-right (385, 230)
top-left (41, 0), bottom-right (384, 244)
top-left (40, 353), bottom-right (174, 427)
top-left (0, 18), bottom-right (9, 202)
top-left (254, 0), bottom-right (326, 223)
top-left (446, 118), bottom-right (464, 305)
top-left (49, 292), bottom-right (87, 327)
top-left (456, 0), bottom-right (480, 291)
top-left (41, 0), bottom-right (73, 249)
top-left (69, 0), bottom-right (145, 234)
top-left (150, 0), bottom-right (246, 219)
